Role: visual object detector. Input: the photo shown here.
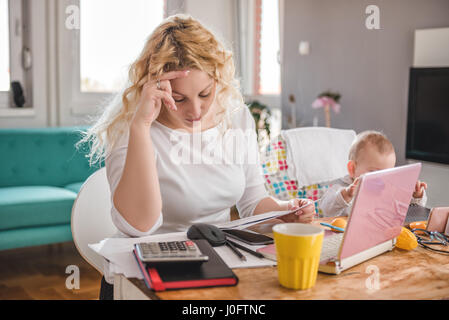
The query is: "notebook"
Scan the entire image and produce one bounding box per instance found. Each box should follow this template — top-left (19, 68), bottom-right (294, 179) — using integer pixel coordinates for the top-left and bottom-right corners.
top-left (133, 239), bottom-right (239, 291)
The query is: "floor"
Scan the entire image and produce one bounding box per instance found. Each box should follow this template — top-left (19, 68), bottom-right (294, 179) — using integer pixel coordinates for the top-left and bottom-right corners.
top-left (0, 242), bottom-right (102, 300)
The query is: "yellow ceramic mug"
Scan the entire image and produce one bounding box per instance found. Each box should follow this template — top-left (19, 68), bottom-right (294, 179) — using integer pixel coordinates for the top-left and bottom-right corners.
top-left (273, 223), bottom-right (324, 290)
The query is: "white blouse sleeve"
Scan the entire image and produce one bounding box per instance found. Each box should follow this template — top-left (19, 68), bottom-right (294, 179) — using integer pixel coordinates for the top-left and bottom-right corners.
top-left (104, 132), bottom-right (163, 237)
top-left (235, 107), bottom-right (270, 218)
top-left (318, 184), bottom-right (351, 217)
top-left (410, 189), bottom-right (428, 207)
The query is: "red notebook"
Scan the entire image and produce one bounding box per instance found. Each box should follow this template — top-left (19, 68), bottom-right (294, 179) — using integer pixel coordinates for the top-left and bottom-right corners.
top-left (133, 239), bottom-right (239, 292)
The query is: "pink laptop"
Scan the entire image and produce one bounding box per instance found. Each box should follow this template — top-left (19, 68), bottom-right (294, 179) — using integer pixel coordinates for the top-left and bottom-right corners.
top-left (318, 163), bottom-right (422, 274)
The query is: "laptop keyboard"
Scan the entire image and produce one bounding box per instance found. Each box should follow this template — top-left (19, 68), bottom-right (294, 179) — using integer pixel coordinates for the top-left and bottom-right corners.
top-left (320, 233), bottom-right (344, 262)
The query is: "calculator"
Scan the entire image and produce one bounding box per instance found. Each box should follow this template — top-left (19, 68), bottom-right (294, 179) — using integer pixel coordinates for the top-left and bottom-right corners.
top-left (134, 240), bottom-right (209, 264)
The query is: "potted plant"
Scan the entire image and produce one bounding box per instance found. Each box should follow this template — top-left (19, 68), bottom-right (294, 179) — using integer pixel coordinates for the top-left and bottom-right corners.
top-left (248, 100), bottom-right (272, 148)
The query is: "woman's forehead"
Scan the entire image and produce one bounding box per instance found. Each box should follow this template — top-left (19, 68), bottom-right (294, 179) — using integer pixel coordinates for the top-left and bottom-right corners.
top-left (171, 69), bottom-right (214, 94)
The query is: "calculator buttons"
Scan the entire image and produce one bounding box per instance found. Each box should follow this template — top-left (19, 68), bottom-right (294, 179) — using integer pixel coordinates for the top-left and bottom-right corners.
top-left (186, 241), bottom-right (196, 251)
top-left (136, 241), bottom-right (208, 263)
top-left (176, 241), bottom-right (187, 251)
top-left (159, 242), bottom-right (169, 251)
top-left (167, 242), bottom-right (178, 251)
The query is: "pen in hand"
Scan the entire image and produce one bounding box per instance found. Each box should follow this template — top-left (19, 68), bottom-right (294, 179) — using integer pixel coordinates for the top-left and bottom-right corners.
top-left (289, 199), bottom-right (319, 214)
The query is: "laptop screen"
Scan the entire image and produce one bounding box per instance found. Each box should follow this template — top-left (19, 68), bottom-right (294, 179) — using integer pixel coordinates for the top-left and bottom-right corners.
top-left (339, 163), bottom-right (421, 260)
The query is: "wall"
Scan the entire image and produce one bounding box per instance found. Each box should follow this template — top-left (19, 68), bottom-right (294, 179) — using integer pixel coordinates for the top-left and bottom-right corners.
top-left (184, 0), bottom-right (237, 55)
top-left (281, 0), bottom-right (449, 206)
top-left (281, 0), bottom-right (449, 162)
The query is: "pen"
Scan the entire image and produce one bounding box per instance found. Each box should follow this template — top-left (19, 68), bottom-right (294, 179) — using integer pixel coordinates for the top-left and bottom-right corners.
top-left (226, 239), bottom-right (265, 259)
top-left (225, 240), bottom-right (247, 261)
top-left (320, 222), bottom-right (345, 232)
top-left (290, 199), bottom-right (319, 214)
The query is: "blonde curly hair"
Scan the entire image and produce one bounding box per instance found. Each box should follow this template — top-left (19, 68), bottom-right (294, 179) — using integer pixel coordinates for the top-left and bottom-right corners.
top-left (77, 14), bottom-right (245, 166)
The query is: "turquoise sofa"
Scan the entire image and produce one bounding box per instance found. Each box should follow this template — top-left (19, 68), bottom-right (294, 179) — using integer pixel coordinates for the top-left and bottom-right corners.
top-left (0, 127), bottom-right (102, 251)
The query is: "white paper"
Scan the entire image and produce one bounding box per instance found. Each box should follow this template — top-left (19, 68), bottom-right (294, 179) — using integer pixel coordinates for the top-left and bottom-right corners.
top-left (213, 238), bottom-right (276, 268)
top-left (88, 229), bottom-right (277, 280)
top-left (215, 209), bottom-right (295, 230)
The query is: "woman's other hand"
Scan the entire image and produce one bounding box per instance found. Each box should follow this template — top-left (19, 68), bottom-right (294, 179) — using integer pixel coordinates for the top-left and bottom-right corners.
top-left (280, 198), bottom-right (316, 224)
top-left (132, 70), bottom-right (190, 127)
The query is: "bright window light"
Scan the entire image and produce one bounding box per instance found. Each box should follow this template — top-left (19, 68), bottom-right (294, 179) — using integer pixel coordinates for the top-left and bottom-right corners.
top-left (80, 0), bottom-right (164, 92)
top-left (259, 0), bottom-right (280, 95)
top-left (0, 0), bottom-right (10, 91)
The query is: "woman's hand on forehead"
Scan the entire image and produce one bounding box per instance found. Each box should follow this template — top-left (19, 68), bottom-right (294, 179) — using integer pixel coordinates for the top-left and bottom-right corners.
top-left (151, 70), bottom-right (190, 99)
top-left (157, 70), bottom-right (190, 82)
top-left (133, 70), bottom-right (190, 126)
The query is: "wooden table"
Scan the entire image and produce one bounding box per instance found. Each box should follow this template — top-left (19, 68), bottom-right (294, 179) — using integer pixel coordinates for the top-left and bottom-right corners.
top-left (113, 219), bottom-right (449, 300)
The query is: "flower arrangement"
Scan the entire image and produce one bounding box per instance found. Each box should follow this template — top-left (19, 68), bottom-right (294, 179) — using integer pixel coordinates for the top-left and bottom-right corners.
top-left (312, 91), bottom-right (341, 128)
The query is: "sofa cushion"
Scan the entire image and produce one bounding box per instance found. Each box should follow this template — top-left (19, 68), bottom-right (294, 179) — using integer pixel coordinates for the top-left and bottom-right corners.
top-left (0, 186), bottom-right (77, 231)
top-left (64, 182), bottom-right (84, 194)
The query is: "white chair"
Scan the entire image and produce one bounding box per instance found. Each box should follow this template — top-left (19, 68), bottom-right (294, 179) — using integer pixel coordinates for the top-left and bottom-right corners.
top-left (71, 167), bottom-right (117, 274)
top-left (281, 127), bottom-right (357, 188)
top-left (260, 127), bottom-right (356, 216)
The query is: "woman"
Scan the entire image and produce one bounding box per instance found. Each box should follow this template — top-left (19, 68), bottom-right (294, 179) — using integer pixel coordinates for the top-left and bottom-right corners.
top-left (79, 14), bottom-right (315, 299)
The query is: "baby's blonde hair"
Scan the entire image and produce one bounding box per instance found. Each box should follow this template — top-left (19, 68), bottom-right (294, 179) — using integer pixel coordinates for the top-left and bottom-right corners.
top-left (77, 14), bottom-right (245, 166)
top-left (348, 130), bottom-right (395, 162)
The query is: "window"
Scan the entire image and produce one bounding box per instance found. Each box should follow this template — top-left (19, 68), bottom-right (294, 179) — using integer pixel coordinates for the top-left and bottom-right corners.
top-left (80, 0), bottom-right (165, 92)
top-left (257, 0), bottom-right (280, 95)
top-left (238, 0), bottom-right (281, 98)
top-left (59, 0), bottom-right (166, 116)
top-left (0, 0), bottom-right (9, 92)
top-left (237, 0), bottom-right (282, 140)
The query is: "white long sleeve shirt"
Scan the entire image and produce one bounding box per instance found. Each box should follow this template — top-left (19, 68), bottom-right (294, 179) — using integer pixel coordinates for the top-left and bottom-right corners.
top-left (105, 105), bottom-right (269, 237)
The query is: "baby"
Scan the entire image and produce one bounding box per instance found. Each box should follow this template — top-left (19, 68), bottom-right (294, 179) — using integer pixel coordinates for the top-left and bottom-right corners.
top-left (319, 130), bottom-right (427, 217)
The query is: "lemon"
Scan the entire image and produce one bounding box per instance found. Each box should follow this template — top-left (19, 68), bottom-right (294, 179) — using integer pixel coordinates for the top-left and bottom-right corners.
top-left (395, 227), bottom-right (418, 250)
top-left (331, 217), bottom-right (347, 232)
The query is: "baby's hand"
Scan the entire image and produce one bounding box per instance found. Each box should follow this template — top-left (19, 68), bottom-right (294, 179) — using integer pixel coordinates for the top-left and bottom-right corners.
top-left (341, 177), bottom-right (360, 204)
top-left (413, 180), bottom-right (427, 198)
